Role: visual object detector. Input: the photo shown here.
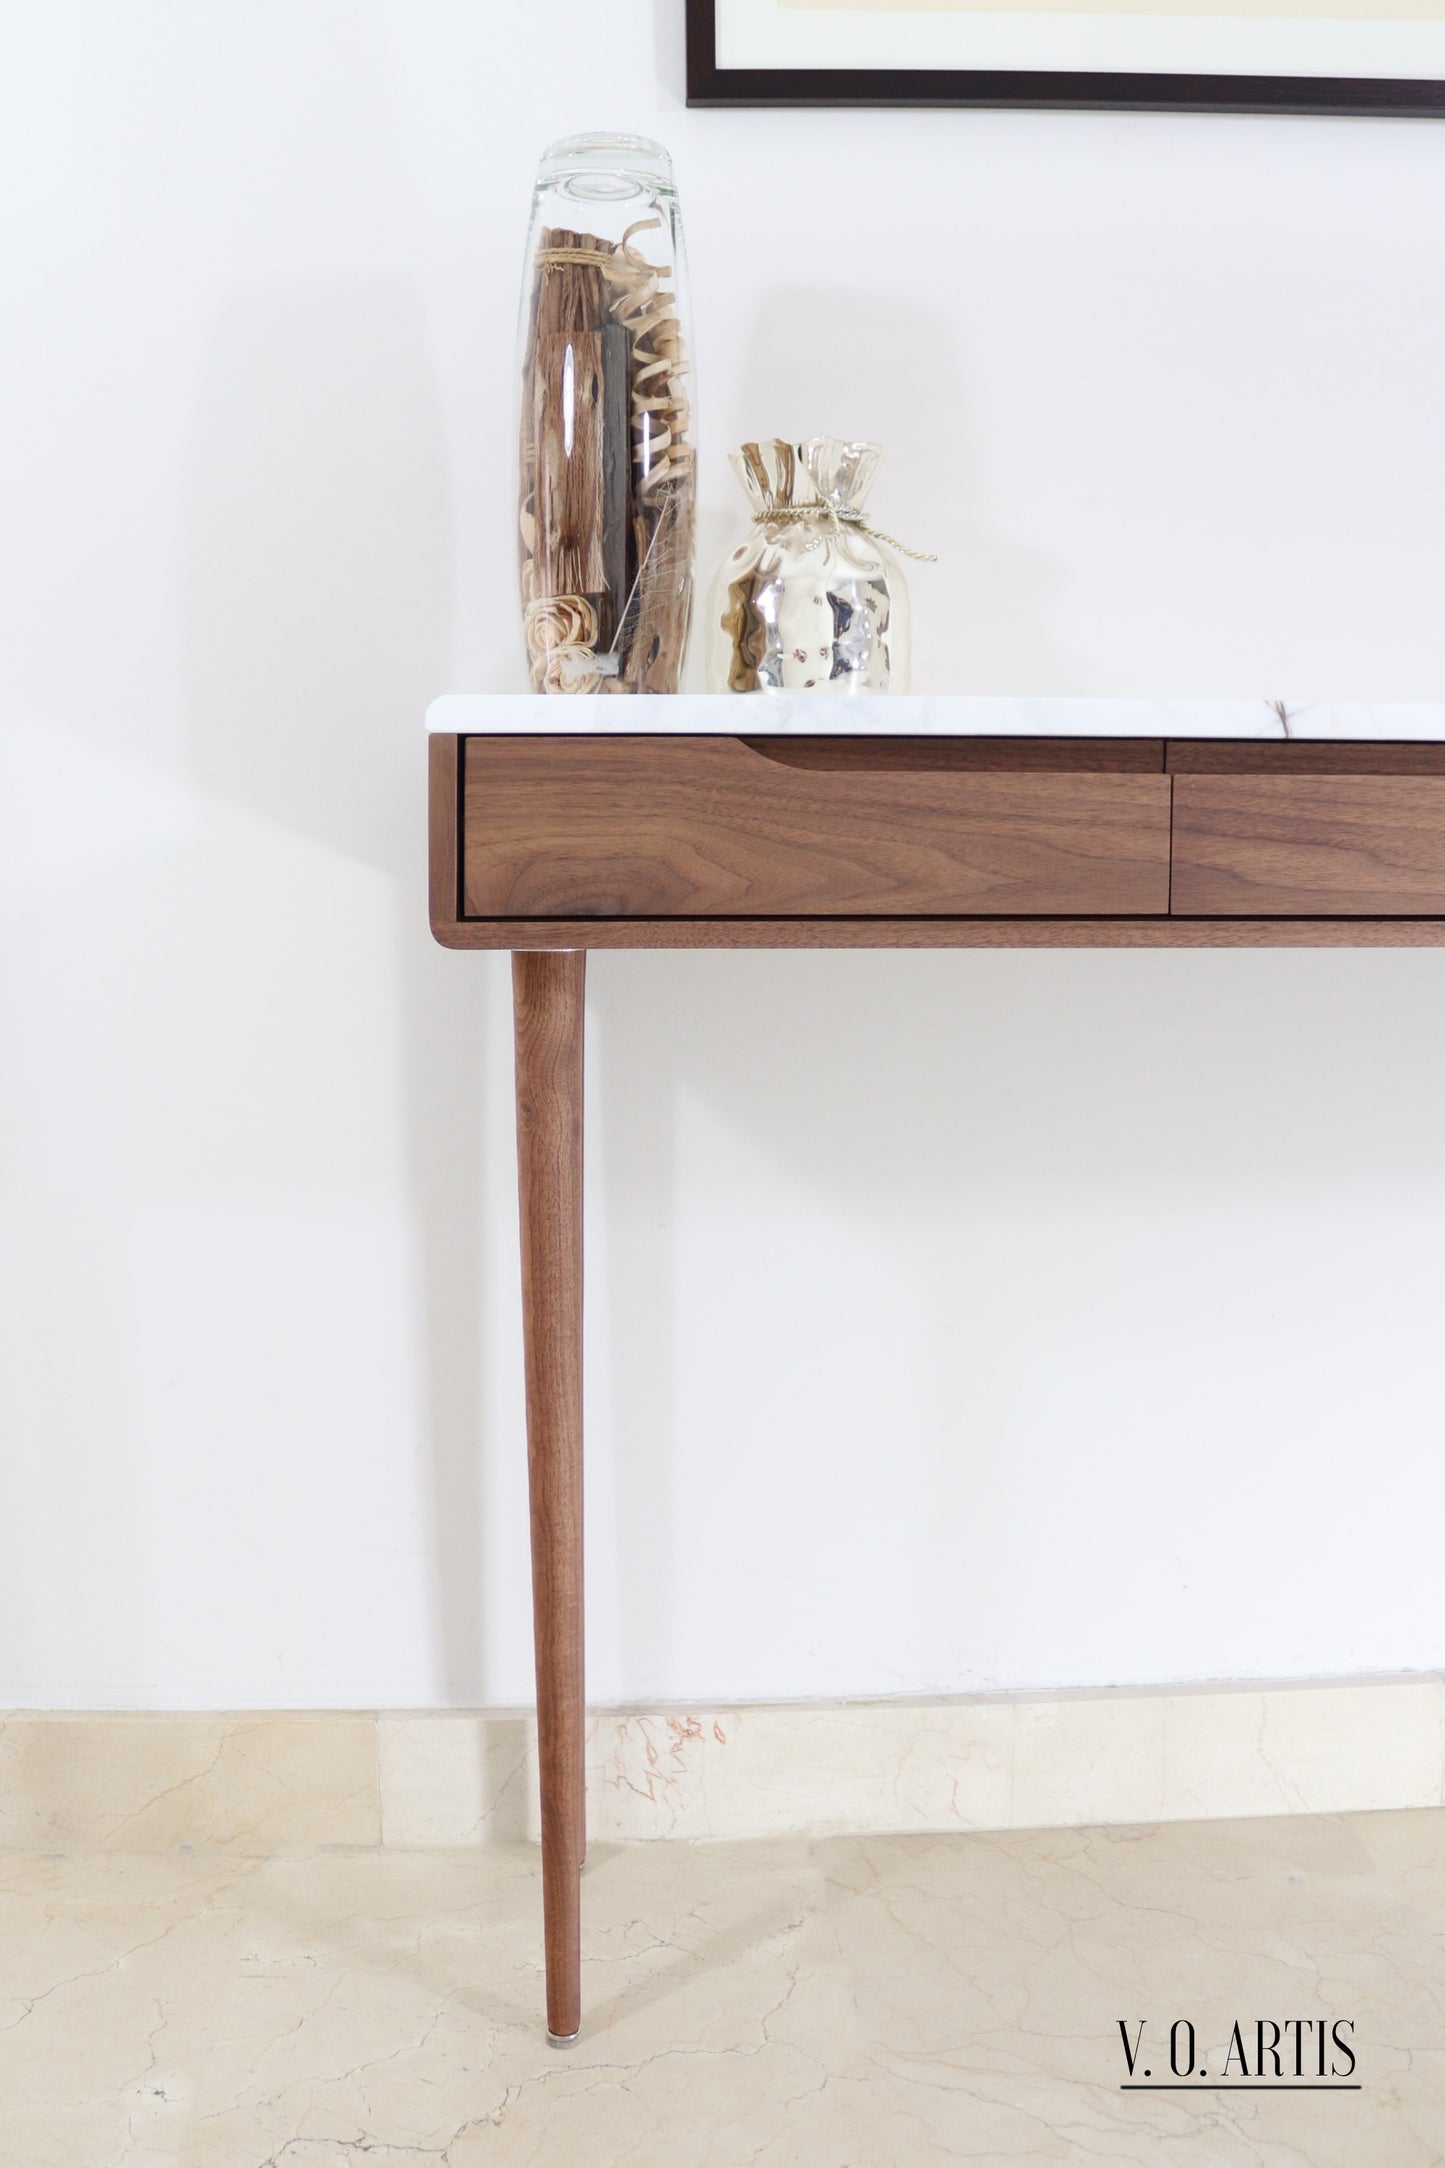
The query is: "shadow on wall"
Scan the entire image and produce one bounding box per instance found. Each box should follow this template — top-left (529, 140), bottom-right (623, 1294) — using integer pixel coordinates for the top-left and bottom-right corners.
top-left (593, 943), bottom-right (1445, 1691)
top-left (180, 279), bottom-right (491, 1703)
top-left (652, 0), bottom-right (687, 102)
top-left (599, 947), bottom-right (1445, 1208)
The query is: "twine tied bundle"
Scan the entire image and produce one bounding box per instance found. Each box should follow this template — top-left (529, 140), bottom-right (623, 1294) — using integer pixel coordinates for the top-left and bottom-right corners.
top-left (532, 217), bottom-right (692, 500)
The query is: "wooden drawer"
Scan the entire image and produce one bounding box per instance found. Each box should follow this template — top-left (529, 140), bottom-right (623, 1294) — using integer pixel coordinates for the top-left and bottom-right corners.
top-left (1173, 776), bottom-right (1445, 915)
top-left (461, 736), bottom-right (1172, 920)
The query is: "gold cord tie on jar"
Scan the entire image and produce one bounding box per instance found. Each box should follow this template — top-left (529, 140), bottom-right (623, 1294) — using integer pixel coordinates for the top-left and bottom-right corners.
top-left (751, 503), bottom-right (937, 564)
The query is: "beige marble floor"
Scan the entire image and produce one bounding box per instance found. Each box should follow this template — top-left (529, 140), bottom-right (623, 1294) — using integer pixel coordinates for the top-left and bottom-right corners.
top-left (1, 1810), bottom-right (1441, 2166)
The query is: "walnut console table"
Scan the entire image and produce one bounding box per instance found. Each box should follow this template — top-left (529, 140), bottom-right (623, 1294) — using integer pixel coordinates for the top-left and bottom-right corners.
top-left (427, 692), bottom-right (1445, 2041)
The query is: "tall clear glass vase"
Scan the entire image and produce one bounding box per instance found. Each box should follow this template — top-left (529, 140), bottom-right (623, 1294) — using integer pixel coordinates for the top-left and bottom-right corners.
top-left (517, 133), bottom-right (695, 695)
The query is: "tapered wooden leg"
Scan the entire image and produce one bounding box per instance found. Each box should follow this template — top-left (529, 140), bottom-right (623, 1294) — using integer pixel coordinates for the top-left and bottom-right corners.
top-left (513, 949), bottom-right (586, 2044)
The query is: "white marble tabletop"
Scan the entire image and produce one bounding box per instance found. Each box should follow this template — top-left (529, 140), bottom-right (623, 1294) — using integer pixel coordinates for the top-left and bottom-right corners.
top-left (428, 694), bottom-right (1445, 740)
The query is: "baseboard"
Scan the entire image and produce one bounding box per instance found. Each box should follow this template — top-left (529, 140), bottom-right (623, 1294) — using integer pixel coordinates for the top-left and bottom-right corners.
top-left (2, 1678), bottom-right (1440, 1851)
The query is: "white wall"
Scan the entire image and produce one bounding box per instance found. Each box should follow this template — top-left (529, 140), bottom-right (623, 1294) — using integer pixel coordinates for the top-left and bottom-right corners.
top-left (2, 0), bottom-right (1444, 1709)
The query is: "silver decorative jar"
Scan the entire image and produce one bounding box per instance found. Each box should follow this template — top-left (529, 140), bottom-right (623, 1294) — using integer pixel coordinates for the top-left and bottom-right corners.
top-left (706, 438), bottom-right (910, 694)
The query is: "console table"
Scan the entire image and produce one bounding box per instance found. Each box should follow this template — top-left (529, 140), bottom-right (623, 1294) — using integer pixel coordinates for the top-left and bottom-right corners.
top-left (427, 693), bottom-right (1445, 2041)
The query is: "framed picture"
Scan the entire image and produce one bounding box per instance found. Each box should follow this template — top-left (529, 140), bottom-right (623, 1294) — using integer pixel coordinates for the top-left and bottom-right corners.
top-left (686, 0), bottom-right (1445, 114)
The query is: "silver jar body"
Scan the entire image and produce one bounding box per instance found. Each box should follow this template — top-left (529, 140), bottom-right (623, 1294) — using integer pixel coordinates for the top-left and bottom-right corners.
top-left (706, 439), bottom-right (909, 695)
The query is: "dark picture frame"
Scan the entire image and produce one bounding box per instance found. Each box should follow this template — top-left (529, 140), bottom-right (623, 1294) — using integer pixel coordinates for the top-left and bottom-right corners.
top-left (685, 0), bottom-right (1445, 115)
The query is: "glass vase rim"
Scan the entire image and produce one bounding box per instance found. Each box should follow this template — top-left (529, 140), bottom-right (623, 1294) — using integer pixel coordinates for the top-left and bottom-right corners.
top-left (538, 131), bottom-right (675, 174)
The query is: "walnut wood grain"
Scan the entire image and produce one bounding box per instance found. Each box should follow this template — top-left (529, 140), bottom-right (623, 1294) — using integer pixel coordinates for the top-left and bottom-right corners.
top-left (428, 733), bottom-right (460, 933)
top-left (1172, 777), bottom-right (1445, 915)
top-left (513, 951), bottom-right (586, 2043)
top-left (463, 736), bottom-right (1172, 920)
top-left (747, 737), bottom-right (1163, 773)
top-left (434, 915), bottom-right (1445, 949)
top-left (1169, 742), bottom-right (1445, 775)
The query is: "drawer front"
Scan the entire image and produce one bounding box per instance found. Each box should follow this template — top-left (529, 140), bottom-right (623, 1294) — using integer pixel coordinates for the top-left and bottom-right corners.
top-left (1173, 777), bottom-right (1445, 915)
top-left (461, 737), bottom-right (1172, 919)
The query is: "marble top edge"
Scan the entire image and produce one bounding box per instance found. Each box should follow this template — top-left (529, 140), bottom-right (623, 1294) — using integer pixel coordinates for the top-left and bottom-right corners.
top-left (427, 695), bottom-right (1445, 741)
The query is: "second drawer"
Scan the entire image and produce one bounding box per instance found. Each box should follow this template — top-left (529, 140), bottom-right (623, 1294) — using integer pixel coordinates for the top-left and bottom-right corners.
top-left (1172, 776), bottom-right (1445, 915)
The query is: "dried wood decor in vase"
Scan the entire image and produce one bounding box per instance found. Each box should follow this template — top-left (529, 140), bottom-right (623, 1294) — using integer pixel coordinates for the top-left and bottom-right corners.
top-left (518, 135), bottom-right (695, 695)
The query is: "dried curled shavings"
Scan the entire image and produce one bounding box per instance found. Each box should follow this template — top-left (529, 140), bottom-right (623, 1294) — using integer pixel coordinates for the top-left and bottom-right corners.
top-left (524, 593), bottom-right (600, 661)
top-left (602, 219), bottom-right (692, 497)
top-left (542, 646), bottom-right (602, 695)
